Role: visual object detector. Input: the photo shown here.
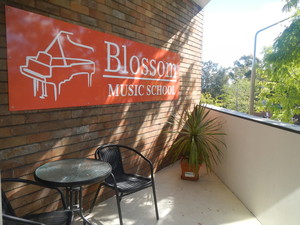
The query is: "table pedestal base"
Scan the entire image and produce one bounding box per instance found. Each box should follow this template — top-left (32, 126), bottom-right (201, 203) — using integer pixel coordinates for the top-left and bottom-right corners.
top-left (66, 187), bottom-right (91, 225)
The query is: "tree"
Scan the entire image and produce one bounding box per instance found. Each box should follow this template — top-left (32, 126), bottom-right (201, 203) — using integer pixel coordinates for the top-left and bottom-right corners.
top-left (282, 0), bottom-right (300, 12)
top-left (202, 61), bottom-right (228, 99)
top-left (222, 78), bottom-right (251, 113)
top-left (201, 56), bottom-right (255, 113)
top-left (230, 55), bottom-right (253, 81)
top-left (221, 55), bottom-right (255, 113)
top-left (257, 1), bottom-right (300, 123)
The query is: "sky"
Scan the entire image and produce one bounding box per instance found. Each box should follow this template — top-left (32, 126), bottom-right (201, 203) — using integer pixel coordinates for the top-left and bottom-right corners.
top-left (202, 0), bottom-right (293, 67)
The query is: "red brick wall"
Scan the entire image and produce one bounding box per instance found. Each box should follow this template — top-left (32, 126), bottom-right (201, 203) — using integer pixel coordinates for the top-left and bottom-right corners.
top-left (0, 0), bottom-right (203, 215)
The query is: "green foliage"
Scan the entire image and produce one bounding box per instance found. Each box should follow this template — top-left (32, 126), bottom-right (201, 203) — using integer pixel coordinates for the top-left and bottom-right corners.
top-left (282, 0), bottom-right (300, 12)
top-left (231, 55), bottom-right (254, 80)
top-left (166, 104), bottom-right (226, 173)
top-left (201, 93), bottom-right (223, 107)
top-left (201, 1), bottom-right (300, 125)
top-left (222, 78), bottom-right (251, 113)
top-left (257, 16), bottom-right (300, 123)
top-left (202, 61), bottom-right (229, 99)
top-left (202, 55), bottom-right (255, 114)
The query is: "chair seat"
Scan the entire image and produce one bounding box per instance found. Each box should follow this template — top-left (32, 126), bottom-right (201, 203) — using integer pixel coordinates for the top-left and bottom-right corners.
top-left (90, 144), bottom-right (159, 225)
top-left (24, 210), bottom-right (73, 225)
top-left (106, 174), bottom-right (152, 193)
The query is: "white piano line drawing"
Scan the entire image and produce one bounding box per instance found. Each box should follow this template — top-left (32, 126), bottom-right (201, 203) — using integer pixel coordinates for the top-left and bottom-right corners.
top-left (20, 31), bottom-right (96, 101)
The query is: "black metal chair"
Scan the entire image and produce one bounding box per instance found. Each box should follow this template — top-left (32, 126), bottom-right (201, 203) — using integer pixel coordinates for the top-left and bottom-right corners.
top-left (89, 144), bottom-right (159, 225)
top-left (2, 178), bottom-right (73, 225)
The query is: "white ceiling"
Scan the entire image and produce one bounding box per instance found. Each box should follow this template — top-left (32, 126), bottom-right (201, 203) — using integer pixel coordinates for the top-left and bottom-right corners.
top-left (192, 0), bottom-right (211, 9)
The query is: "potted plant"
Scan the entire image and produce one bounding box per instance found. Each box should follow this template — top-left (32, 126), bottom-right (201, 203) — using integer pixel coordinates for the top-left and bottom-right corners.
top-left (166, 103), bottom-right (226, 181)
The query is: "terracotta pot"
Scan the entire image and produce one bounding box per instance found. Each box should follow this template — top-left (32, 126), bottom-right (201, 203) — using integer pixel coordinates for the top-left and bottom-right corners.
top-left (180, 158), bottom-right (200, 181)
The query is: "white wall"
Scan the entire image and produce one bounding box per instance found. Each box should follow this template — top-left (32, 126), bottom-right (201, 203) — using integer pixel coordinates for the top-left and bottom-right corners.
top-left (209, 109), bottom-right (300, 225)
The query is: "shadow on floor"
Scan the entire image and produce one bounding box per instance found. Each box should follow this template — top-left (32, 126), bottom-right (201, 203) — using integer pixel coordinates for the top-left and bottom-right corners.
top-left (74, 162), bottom-right (261, 225)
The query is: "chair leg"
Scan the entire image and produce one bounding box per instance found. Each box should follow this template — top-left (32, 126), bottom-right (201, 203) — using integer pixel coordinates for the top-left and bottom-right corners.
top-left (152, 183), bottom-right (159, 220)
top-left (89, 183), bottom-right (103, 213)
top-left (114, 190), bottom-right (123, 225)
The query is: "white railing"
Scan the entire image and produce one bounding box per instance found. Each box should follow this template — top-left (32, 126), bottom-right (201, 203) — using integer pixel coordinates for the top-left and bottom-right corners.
top-left (206, 105), bottom-right (300, 225)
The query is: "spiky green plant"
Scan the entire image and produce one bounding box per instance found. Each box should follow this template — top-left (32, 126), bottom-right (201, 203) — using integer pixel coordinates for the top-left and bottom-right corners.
top-left (167, 103), bottom-right (226, 173)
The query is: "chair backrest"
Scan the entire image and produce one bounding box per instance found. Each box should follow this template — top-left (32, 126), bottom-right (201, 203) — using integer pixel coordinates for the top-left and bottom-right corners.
top-left (1, 189), bottom-right (16, 217)
top-left (96, 145), bottom-right (125, 177)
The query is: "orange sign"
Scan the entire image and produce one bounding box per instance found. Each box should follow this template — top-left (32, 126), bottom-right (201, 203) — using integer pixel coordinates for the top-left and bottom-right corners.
top-left (5, 6), bottom-right (180, 111)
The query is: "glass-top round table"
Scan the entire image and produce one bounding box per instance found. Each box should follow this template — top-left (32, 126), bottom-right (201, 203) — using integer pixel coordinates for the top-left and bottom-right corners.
top-left (34, 158), bottom-right (112, 225)
top-left (35, 158), bottom-right (111, 187)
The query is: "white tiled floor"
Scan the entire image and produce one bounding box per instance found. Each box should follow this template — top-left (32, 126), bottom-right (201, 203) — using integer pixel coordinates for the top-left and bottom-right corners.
top-left (75, 162), bottom-right (262, 225)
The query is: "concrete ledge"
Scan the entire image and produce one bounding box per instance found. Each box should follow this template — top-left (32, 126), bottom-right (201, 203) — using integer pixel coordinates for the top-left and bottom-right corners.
top-left (205, 104), bottom-right (300, 134)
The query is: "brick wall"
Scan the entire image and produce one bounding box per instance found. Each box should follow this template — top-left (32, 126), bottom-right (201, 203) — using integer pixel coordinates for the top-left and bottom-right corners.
top-left (0, 0), bottom-right (203, 216)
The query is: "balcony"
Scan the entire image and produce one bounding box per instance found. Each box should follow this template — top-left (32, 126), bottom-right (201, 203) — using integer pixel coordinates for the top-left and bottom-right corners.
top-left (75, 107), bottom-right (299, 225)
top-left (76, 162), bottom-right (261, 225)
